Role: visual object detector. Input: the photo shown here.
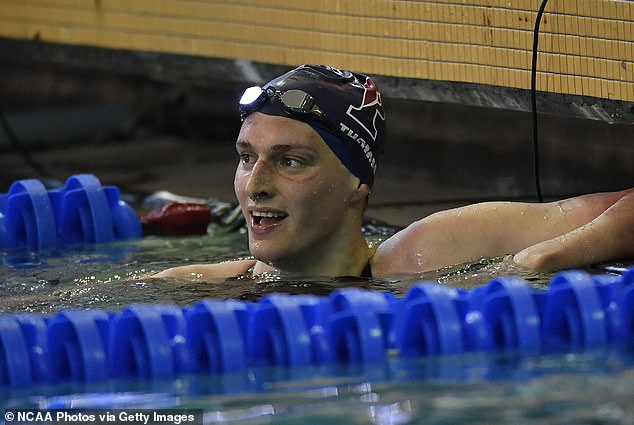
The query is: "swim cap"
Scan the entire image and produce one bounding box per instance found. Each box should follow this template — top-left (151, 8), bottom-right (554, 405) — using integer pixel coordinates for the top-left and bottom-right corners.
top-left (238, 64), bottom-right (386, 187)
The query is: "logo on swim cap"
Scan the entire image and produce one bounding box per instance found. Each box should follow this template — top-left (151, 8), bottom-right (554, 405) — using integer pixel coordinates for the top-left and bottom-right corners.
top-left (345, 77), bottom-right (385, 142)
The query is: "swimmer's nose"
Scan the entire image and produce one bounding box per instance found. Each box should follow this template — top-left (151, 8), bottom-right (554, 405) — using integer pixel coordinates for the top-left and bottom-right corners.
top-left (245, 160), bottom-right (274, 201)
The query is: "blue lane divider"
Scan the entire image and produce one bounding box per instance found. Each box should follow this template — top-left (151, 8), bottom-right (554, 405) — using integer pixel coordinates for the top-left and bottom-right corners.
top-left (248, 294), bottom-right (320, 367)
top-left (622, 269), bottom-right (634, 346)
top-left (328, 288), bottom-right (394, 364)
top-left (395, 284), bottom-right (467, 356)
top-left (542, 271), bottom-right (608, 350)
top-left (468, 277), bottom-right (542, 352)
top-left (0, 316), bottom-right (34, 388)
top-left (186, 299), bottom-right (250, 373)
top-left (0, 179), bottom-right (57, 251)
top-left (1, 269), bottom-right (633, 388)
top-left (47, 310), bottom-right (110, 382)
top-left (109, 305), bottom-right (192, 380)
top-left (11, 314), bottom-right (52, 384)
top-left (0, 174), bottom-right (141, 251)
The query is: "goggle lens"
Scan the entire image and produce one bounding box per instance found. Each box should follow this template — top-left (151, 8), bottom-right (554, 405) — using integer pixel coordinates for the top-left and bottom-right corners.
top-left (239, 87), bottom-right (326, 122)
top-left (239, 86), bottom-right (266, 107)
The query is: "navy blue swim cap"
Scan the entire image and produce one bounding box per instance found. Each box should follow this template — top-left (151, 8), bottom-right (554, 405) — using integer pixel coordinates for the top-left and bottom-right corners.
top-left (239, 64), bottom-right (386, 187)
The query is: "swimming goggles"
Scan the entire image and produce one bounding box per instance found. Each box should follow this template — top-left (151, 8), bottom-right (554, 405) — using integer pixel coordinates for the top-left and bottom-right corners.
top-left (239, 86), bottom-right (333, 129)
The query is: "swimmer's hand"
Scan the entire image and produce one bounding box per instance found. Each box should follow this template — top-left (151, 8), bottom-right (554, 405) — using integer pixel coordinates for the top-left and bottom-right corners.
top-left (152, 259), bottom-right (257, 280)
top-left (513, 188), bottom-right (634, 272)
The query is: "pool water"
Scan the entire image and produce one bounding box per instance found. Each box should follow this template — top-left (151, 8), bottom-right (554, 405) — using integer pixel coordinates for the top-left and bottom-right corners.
top-left (4, 351), bottom-right (634, 424)
top-left (1, 227), bottom-right (633, 424)
top-left (0, 225), bottom-right (552, 315)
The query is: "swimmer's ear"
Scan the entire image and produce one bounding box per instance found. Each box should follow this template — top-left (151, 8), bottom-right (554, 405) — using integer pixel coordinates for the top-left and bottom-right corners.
top-left (351, 181), bottom-right (371, 203)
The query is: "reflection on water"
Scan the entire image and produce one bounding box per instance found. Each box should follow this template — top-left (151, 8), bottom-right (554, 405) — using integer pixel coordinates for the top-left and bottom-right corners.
top-left (2, 350), bottom-right (633, 424)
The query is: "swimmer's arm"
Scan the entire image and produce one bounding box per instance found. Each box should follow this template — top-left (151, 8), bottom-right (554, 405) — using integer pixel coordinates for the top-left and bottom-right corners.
top-left (152, 259), bottom-right (257, 280)
top-left (372, 189), bottom-right (633, 276)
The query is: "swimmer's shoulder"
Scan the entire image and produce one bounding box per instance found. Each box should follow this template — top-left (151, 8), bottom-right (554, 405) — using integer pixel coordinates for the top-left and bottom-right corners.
top-left (152, 259), bottom-right (257, 280)
top-left (371, 215), bottom-right (448, 277)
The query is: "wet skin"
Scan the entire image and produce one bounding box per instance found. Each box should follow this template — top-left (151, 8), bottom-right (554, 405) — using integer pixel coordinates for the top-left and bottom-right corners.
top-left (233, 112), bottom-right (371, 276)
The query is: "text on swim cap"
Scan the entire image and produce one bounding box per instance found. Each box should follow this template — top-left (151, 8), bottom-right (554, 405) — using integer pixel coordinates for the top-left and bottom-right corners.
top-left (339, 122), bottom-right (377, 174)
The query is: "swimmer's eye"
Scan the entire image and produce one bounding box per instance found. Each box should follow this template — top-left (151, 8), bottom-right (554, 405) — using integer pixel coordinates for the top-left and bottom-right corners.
top-left (239, 153), bottom-right (254, 164)
top-left (280, 157), bottom-right (303, 168)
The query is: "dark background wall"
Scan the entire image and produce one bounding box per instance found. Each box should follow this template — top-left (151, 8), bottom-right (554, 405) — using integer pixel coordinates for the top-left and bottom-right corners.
top-left (1, 39), bottom-right (632, 225)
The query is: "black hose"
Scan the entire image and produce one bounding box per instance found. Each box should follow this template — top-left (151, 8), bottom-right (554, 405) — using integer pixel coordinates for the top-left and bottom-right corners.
top-left (531, 0), bottom-right (549, 203)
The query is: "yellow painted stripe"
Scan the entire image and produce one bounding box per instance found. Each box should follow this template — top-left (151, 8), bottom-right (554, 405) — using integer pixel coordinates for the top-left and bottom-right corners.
top-left (1, 0), bottom-right (632, 101)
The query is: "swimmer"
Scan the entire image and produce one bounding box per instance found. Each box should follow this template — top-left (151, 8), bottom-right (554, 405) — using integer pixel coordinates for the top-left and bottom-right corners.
top-left (155, 64), bottom-right (634, 280)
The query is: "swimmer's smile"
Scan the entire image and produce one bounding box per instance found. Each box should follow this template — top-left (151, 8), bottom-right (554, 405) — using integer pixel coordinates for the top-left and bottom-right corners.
top-left (250, 209), bottom-right (288, 233)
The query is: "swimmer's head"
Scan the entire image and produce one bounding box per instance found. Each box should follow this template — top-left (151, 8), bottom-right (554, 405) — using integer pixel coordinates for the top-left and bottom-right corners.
top-left (238, 64), bottom-right (386, 187)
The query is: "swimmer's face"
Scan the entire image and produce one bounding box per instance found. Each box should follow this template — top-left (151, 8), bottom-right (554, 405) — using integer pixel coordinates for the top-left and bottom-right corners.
top-left (234, 112), bottom-right (365, 271)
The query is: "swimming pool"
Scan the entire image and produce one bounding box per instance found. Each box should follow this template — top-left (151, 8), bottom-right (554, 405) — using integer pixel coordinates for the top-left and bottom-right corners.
top-left (1, 178), bottom-right (634, 424)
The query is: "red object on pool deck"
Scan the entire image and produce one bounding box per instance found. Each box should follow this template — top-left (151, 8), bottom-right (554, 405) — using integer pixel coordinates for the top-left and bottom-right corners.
top-left (141, 202), bottom-right (212, 236)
